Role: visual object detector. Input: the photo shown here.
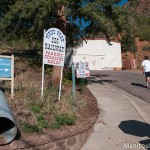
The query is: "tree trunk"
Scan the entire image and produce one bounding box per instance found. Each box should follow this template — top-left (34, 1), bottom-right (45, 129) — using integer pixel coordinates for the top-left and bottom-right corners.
top-left (52, 66), bottom-right (61, 86)
top-left (51, 5), bottom-right (66, 86)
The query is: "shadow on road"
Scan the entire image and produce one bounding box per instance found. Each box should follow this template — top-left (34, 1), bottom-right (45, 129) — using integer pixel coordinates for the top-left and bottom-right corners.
top-left (131, 83), bottom-right (146, 88)
top-left (139, 139), bottom-right (150, 150)
top-left (88, 75), bottom-right (118, 84)
top-left (88, 79), bottom-right (118, 84)
top-left (119, 120), bottom-right (150, 150)
top-left (119, 120), bottom-right (150, 137)
top-left (91, 74), bottom-right (109, 77)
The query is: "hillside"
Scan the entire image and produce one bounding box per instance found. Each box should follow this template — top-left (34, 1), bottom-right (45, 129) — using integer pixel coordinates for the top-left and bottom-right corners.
top-left (134, 0), bottom-right (150, 16)
top-left (121, 0), bottom-right (150, 69)
top-left (126, 0), bottom-right (150, 17)
top-left (124, 0), bottom-right (150, 42)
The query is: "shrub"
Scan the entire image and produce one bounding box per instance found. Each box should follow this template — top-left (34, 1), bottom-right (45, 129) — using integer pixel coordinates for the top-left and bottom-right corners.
top-left (37, 115), bottom-right (49, 129)
top-left (53, 113), bottom-right (76, 129)
top-left (23, 123), bottom-right (39, 133)
top-left (30, 102), bottom-right (43, 113)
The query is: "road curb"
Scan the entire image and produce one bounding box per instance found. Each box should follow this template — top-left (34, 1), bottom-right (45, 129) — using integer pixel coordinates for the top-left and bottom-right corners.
top-left (101, 81), bottom-right (150, 126)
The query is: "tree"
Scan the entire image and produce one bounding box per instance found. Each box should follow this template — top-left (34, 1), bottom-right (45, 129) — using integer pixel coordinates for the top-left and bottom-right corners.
top-left (0, 0), bottom-right (133, 45)
top-left (0, 0), bottom-right (133, 85)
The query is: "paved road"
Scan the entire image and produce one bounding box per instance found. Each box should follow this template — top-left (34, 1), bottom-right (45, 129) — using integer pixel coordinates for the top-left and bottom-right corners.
top-left (90, 70), bottom-right (150, 103)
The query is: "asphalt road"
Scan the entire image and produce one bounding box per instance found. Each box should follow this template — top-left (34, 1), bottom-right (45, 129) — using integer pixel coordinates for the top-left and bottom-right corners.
top-left (90, 70), bottom-right (150, 103)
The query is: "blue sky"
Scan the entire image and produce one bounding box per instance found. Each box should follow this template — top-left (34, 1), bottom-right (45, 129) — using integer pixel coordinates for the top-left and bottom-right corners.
top-left (119, 0), bottom-right (128, 5)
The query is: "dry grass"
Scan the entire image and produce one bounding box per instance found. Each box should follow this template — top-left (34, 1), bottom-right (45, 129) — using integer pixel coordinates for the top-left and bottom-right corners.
top-left (1, 57), bottom-right (87, 133)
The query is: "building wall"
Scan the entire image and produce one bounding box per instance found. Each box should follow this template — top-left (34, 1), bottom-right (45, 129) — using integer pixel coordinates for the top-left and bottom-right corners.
top-left (72, 39), bottom-right (122, 70)
top-left (103, 40), bottom-right (122, 69)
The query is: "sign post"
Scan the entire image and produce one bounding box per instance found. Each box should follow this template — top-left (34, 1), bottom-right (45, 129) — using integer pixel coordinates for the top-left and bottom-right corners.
top-left (0, 55), bottom-right (14, 99)
top-left (41, 29), bottom-right (46, 97)
top-left (41, 28), bottom-right (66, 100)
top-left (72, 63), bottom-right (76, 100)
top-left (76, 61), bottom-right (90, 93)
top-left (58, 66), bottom-right (63, 101)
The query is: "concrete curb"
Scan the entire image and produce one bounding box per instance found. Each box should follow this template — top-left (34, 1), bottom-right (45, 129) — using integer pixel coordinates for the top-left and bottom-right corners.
top-left (102, 81), bottom-right (150, 125)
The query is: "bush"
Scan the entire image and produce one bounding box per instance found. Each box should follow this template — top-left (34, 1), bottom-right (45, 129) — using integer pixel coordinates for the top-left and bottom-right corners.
top-left (135, 16), bottom-right (150, 41)
top-left (136, 27), bottom-right (150, 41)
top-left (53, 113), bottom-right (76, 129)
top-left (37, 115), bottom-right (49, 129)
top-left (23, 123), bottom-right (39, 133)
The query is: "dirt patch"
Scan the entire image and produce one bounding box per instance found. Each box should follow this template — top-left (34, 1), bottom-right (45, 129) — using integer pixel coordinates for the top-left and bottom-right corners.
top-left (17, 85), bottom-right (99, 139)
top-left (0, 50), bottom-right (99, 142)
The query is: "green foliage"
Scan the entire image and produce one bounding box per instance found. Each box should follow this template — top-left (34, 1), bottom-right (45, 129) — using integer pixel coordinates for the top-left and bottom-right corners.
top-left (53, 113), bottom-right (76, 129)
top-left (23, 115), bottom-right (49, 132)
top-left (30, 102), bottom-right (43, 114)
top-left (0, 59), bottom-right (82, 133)
top-left (26, 85), bottom-right (57, 115)
top-left (37, 115), bottom-right (49, 129)
top-left (0, 38), bottom-right (30, 50)
top-left (136, 28), bottom-right (150, 41)
top-left (0, 0), bottom-right (133, 49)
top-left (63, 68), bottom-right (72, 85)
top-left (23, 123), bottom-right (39, 133)
top-left (27, 55), bottom-right (42, 70)
top-left (44, 66), bottom-right (53, 77)
top-left (118, 0), bottom-right (150, 52)
top-left (134, 16), bottom-right (150, 41)
top-left (123, 2), bottom-right (150, 42)
top-left (121, 33), bottom-right (135, 52)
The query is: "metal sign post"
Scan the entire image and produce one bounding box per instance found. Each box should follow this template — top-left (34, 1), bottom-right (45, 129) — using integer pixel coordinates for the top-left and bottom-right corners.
top-left (58, 66), bottom-right (63, 101)
top-left (72, 64), bottom-right (76, 100)
top-left (0, 55), bottom-right (14, 99)
top-left (41, 30), bottom-right (46, 98)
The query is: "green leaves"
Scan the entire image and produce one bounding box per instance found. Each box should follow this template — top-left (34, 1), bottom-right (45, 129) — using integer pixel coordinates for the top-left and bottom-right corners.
top-left (134, 16), bottom-right (150, 41)
top-left (53, 113), bottom-right (76, 129)
top-left (0, 0), bottom-right (134, 49)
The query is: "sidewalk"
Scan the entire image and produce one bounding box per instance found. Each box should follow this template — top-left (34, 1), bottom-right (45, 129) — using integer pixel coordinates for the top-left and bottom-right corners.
top-left (81, 80), bottom-right (150, 150)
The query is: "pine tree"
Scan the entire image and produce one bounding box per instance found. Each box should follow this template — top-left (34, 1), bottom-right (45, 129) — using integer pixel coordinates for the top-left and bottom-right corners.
top-left (0, 0), bottom-right (133, 85)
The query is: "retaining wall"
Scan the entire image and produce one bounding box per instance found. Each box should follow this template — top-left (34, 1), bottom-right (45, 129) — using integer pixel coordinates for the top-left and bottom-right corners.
top-left (0, 116), bottom-right (97, 150)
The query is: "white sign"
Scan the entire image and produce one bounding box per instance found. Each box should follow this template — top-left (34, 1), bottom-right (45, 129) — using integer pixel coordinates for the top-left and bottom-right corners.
top-left (85, 62), bottom-right (90, 77)
top-left (43, 28), bottom-right (66, 66)
top-left (41, 28), bottom-right (66, 100)
top-left (76, 62), bottom-right (90, 78)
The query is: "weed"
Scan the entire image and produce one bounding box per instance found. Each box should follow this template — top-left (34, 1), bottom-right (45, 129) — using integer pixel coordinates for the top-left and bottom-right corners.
top-left (45, 67), bottom-right (53, 77)
top-left (53, 113), bottom-right (76, 129)
top-left (30, 103), bottom-right (43, 114)
top-left (1, 58), bottom-right (84, 133)
top-left (37, 115), bottom-right (49, 129)
top-left (23, 123), bottom-right (39, 133)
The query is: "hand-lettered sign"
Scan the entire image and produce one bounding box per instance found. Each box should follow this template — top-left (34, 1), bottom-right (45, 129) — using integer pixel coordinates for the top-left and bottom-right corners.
top-left (43, 28), bottom-right (66, 67)
top-left (76, 62), bottom-right (90, 78)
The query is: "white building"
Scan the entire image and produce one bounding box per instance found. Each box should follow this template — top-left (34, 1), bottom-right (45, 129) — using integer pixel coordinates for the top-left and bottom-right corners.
top-left (72, 39), bottom-right (122, 70)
